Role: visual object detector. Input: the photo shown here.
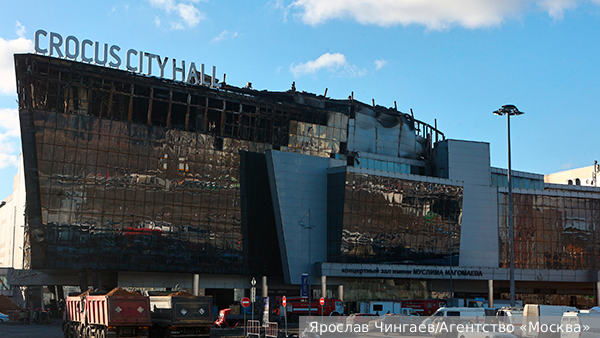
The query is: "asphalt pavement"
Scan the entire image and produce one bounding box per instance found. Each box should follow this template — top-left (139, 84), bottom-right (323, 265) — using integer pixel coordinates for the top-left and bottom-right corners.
top-left (0, 320), bottom-right (64, 338)
top-left (0, 321), bottom-right (427, 338)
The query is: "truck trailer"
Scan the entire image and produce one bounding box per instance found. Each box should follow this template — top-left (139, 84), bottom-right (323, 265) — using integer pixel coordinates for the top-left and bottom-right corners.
top-left (63, 288), bottom-right (152, 338)
top-left (147, 291), bottom-right (213, 337)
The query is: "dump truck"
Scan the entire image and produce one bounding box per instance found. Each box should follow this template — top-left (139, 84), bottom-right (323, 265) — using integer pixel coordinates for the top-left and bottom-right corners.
top-left (63, 291), bottom-right (88, 336)
top-left (63, 288), bottom-right (152, 338)
top-left (147, 291), bottom-right (213, 337)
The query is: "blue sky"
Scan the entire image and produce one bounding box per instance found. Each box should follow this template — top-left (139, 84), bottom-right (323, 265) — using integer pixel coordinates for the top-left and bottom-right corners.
top-left (0, 0), bottom-right (599, 198)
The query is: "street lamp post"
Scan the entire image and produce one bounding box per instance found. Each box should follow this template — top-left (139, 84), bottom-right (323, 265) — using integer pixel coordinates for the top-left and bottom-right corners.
top-left (448, 223), bottom-right (453, 303)
top-left (493, 104), bottom-right (524, 308)
top-left (299, 209), bottom-right (315, 317)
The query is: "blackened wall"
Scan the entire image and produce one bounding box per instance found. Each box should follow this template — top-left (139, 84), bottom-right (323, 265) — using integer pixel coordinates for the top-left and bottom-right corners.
top-left (240, 151), bottom-right (282, 276)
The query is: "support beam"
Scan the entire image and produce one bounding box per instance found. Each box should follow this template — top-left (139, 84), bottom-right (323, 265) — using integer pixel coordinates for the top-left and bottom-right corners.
top-left (488, 280), bottom-right (494, 309)
top-left (262, 276), bottom-right (268, 326)
top-left (79, 271), bottom-right (88, 292)
top-left (597, 282), bottom-right (600, 307)
top-left (338, 285), bottom-right (344, 302)
top-left (321, 276), bottom-right (326, 298)
top-left (93, 271), bottom-right (101, 291)
top-left (193, 274), bottom-right (200, 296)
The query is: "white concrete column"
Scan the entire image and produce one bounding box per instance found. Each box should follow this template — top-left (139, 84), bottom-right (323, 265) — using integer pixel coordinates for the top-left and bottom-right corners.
top-left (596, 282), bottom-right (600, 307)
top-left (262, 276), bottom-right (268, 326)
top-left (488, 280), bottom-right (494, 308)
top-left (321, 276), bottom-right (326, 298)
top-left (262, 276), bottom-right (268, 298)
top-left (338, 285), bottom-right (344, 302)
top-left (193, 274), bottom-right (200, 296)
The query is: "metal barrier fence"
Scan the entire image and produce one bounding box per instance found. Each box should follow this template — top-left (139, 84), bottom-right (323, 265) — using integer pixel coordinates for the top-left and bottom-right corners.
top-left (246, 320), bottom-right (261, 338)
top-left (246, 320), bottom-right (279, 338)
top-left (265, 322), bottom-right (279, 338)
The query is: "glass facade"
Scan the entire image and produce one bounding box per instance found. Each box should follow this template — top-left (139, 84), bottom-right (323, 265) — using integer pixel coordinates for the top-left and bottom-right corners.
top-left (355, 158), bottom-right (411, 174)
top-left (499, 193), bottom-right (600, 269)
top-left (329, 171), bottom-right (463, 265)
top-left (491, 172), bottom-right (544, 190)
top-left (343, 278), bottom-right (431, 302)
top-left (34, 112), bottom-right (245, 272)
top-left (15, 54), bottom-right (351, 273)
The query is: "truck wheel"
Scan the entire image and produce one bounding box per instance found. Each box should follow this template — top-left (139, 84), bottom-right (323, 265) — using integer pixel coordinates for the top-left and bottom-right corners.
top-left (64, 324), bottom-right (70, 338)
top-left (97, 328), bottom-right (105, 338)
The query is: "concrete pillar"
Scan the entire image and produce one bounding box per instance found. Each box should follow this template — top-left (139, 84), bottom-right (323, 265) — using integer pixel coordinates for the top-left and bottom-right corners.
top-left (79, 271), bottom-right (88, 292)
top-left (57, 285), bottom-right (64, 301)
top-left (93, 271), bottom-right (101, 291)
top-left (321, 276), bottom-right (326, 298)
top-left (488, 280), bottom-right (494, 308)
top-left (48, 285), bottom-right (56, 300)
top-left (262, 276), bottom-right (268, 326)
top-left (596, 282), bottom-right (600, 307)
top-left (193, 274), bottom-right (200, 296)
top-left (40, 286), bottom-right (44, 309)
top-left (338, 285), bottom-right (344, 302)
top-left (262, 276), bottom-right (268, 298)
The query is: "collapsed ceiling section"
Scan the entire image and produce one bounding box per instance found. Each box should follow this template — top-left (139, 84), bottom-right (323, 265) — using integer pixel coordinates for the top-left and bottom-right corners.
top-left (16, 53), bottom-right (443, 165)
top-left (223, 83), bottom-right (444, 164)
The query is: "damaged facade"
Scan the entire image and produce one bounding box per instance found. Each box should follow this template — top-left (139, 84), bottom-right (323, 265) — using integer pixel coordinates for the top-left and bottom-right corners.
top-left (9, 53), bottom-right (600, 308)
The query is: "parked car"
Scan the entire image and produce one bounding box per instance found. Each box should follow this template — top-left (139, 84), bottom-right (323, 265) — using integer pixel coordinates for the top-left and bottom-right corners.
top-left (0, 312), bottom-right (9, 323)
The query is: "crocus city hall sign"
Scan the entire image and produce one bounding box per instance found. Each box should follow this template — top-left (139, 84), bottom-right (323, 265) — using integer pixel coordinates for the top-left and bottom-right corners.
top-left (34, 29), bottom-right (220, 87)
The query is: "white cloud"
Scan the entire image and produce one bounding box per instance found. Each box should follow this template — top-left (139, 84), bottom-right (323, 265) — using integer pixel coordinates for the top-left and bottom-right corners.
top-left (177, 3), bottom-right (205, 27)
top-left (0, 35), bottom-right (34, 95)
top-left (289, 0), bottom-right (597, 29)
top-left (0, 152), bottom-right (19, 169)
top-left (536, 0), bottom-right (578, 19)
top-left (211, 30), bottom-right (240, 43)
top-left (290, 53), bottom-right (367, 78)
top-left (15, 21), bottom-right (25, 37)
top-left (0, 108), bottom-right (20, 139)
top-left (374, 59), bottom-right (387, 70)
top-left (171, 22), bottom-right (185, 30)
top-left (147, 0), bottom-right (206, 29)
top-left (0, 108), bottom-right (21, 169)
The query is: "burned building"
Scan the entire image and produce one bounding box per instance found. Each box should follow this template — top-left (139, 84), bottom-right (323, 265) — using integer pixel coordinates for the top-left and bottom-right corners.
top-left (10, 52), bottom-right (600, 308)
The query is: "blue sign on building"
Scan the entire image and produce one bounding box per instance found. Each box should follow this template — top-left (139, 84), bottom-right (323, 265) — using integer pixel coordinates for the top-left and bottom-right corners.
top-left (301, 273), bottom-right (309, 298)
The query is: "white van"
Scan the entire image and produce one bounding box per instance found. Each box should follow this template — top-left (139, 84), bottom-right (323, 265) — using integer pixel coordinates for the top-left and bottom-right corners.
top-left (496, 307), bottom-right (524, 336)
top-left (358, 301), bottom-right (419, 316)
top-left (522, 305), bottom-right (578, 338)
top-left (560, 310), bottom-right (600, 338)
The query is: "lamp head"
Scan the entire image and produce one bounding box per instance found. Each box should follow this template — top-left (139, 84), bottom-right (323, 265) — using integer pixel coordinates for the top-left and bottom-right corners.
top-left (493, 104), bottom-right (524, 116)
